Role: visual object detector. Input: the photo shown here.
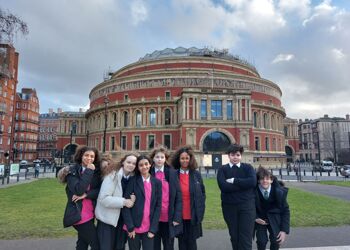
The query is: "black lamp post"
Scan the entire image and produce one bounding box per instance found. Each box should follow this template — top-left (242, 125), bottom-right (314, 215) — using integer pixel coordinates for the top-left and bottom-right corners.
top-left (103, 95), bottom-right (109, 153)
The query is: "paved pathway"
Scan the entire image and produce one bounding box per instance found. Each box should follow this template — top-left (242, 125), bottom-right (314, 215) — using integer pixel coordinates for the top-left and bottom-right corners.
top-left (285, 181), bottom-right (350, 201)
top-left (1, 226), bottom-right (350, 250)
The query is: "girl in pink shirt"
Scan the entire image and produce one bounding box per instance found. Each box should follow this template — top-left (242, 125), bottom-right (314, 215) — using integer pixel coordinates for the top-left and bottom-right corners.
top-left (63, 146), bottom-right (101, 250)
top-left (122, 155), bottom-right (162, 250)
top-left (150, 147), bottom-right (182, 250)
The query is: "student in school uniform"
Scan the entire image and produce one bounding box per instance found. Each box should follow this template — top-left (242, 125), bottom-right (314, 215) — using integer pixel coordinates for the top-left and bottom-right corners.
top-left (95, 153), bottom-right (137, 250)
top-left (63, 146), bottom-right (102, 250)
top-left (217, 144), bottom-right (256, 250)
top-left (150, 146), bottom-right (183, 250)
top-left (122, 155), bottom-right (162, 250)
top-left (171, 146), bottom-right (205, 250)
top-left (255, 166), bottom-right (290, 250)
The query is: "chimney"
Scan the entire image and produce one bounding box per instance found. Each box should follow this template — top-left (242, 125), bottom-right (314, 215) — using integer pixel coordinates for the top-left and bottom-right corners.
top-left (49, 108), bottom-right (53, 114)
top-left (79, 108), bottom-right (84, 112)
top-left (324, 114), bottom-right (329, 118)
top-left (57, 108), bottom-right (62, 113)
top-left (346, 114), bottom-right (350, 120)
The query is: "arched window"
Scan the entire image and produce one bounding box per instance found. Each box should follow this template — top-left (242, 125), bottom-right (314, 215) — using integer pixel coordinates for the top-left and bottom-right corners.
top-left (271, 115), bottom-right (276, 130)
top-left (263, 113), bottom-right (269, 129)
top-left (123, 111), bottom-right (128, 127)
top-left (164, 108), bottom-right (171, 125)
top-left (150, 109), bottom-right (156, 126)
top-left (135, 110), bottom-right (142, 127)
top-left (203, 132), bottom-right (231, 152)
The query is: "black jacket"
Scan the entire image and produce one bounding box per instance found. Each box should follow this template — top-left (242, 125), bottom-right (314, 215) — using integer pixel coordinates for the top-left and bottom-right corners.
top-left (63, 164), bottom-right (101, 227)
top-left (122, 175), bottom-right (162, 234)
top-left (255, 179), bottom-right (290, 236)
top-left (177, 169), bottom-right (206, 239)
top-left (151, 165), bottom-right (183, 238)
top-left (217, 163), bottom-right (256, 204)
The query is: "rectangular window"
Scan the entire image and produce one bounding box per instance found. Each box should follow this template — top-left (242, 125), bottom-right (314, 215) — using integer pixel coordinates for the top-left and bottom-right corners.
top-left (163, 134), bottom-right (171, 149)
top-left (124, 94), bottom-right (129, 101)
top-left (265, 137), bottom-right (269, 151)
top-left (255, 136), bottom-right (260, 151)
top-left (201, 100), bottom-right (207, 119)
top-left (110, 136), bottom-right (115, 151)
top-left (148, 135), bottom-right (155, 149)
top-left (121, 136), bottom-right (127, 150)
top-left (165, 91), bottom-right (171, 100)
top-left (134, 135), bottom-right (140, 150)
top-left (227, 100), bottom-right (233, 120)
top-left (211, 100), bottom-right (222, 119)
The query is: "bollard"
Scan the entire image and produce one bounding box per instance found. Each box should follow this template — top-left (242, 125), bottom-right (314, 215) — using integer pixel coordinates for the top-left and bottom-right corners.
top-left (304, 169), bottom-right (306, 176)
top-left (320, 171), bottom-right (322, 177)
top-left (206, 168), bottom-right (209, 179)
top-left (7, 175), bottom-right (9, 184)
top-left (1, 176), bottom-right (4, 185)
top-left (279, 169), bottom-right (282, 179)
top-left (328, 171), bottom-right (330, 177)
top-left (311, 170), bottom-right (314, 176)
top-left (17, 174), bottom-right (19, 182)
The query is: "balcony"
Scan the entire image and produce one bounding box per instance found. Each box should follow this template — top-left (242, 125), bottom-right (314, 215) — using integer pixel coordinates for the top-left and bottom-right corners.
top-left (15, 128), bottom-right (39, 133)
top-left (15, 117), bottom-right (39, 124)
top-left (14, 138), bottom-right (38, 143)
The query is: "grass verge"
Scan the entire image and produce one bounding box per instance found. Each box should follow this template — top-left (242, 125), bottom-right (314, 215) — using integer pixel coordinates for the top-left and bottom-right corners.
top-left (0, 178), bottom-right (350, 239)
top-left (319, 181), bottom-right (350, 187)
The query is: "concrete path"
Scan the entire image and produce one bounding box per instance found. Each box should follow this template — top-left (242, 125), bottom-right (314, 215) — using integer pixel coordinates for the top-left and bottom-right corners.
top-left (285, 181), bottom-right (350, 201)
top-left (1, 226), bottom-right (350, 250)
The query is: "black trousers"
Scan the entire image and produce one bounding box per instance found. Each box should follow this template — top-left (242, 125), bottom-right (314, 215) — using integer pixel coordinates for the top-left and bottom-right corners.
top-left (154, 222), bottom-right (174, 250)
top-left (222, 200), bottom-right (256, 250)
top-left (128, 232), bottom-right (154, 250)
top-left (177, 220), bottom-right (197, 250)
top-left (97, 220), bottom-right (127, 250)
top-left (255, 224), bottom-right (279, 250)
top-left (73, 219), bottom-right (99, 250)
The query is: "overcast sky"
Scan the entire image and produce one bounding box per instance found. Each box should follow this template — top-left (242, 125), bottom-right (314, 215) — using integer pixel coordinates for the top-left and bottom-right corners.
top-left (1, 0), bottom-right (350, 120)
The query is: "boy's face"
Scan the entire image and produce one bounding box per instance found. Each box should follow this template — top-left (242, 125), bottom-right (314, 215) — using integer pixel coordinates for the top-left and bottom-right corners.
top-left (259, 176), bottom-right (273, 189)
top-left (228, 151), bottom-right (242, 164)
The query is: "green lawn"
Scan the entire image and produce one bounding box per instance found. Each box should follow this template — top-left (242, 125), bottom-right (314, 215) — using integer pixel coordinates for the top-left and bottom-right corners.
top-left (319, 180), bottom-right (350, 187)
top-left (1, 178), bottom-right (350, 239)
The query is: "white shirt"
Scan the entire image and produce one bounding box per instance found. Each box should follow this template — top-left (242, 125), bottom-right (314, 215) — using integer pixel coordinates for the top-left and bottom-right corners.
top-left (142, 175), bottom-right (151, 183)
top-left (155, 166), bottom-right (164, 173)
top-left (229, 162), bottom-right (241, 168)
top-left (258, 184), bottom-right (271, 197)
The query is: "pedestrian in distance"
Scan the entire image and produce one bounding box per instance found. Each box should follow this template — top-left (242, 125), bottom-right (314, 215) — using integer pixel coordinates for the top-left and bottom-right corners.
top-left (254, 166), bottom-right (290, 250)
top-left (150, 146), bottom-right (183, 250)
top-left (95, 153), bottom-right (138, 250)
top-left (170, 146), bottom-right (205, 250)
top-left (217, 143), bottom-right (257, 250)
top-left (34, 162), bottom-right (40, 178)
top-left (62, 146), bottom-right (102, 250)
top-left (122, 155), bottom-right (162, 250)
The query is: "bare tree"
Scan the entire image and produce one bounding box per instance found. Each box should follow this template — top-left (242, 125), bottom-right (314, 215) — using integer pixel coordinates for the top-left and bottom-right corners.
top-left (0, 8), bottom-right (28, 44)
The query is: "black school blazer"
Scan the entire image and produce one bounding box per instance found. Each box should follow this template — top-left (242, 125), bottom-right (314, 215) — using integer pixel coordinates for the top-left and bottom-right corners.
top-left (151, 165), bottom-right (183, 238)
top-left (63, 164), bottom-right (101, 227)
top-left (122, 175), bottom-right (162, 234)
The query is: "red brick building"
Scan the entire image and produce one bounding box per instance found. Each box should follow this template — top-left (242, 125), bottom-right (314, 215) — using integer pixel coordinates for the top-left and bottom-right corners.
top-left (85, 47), bottom-right (297, 167)
top-left (14, 88), bottom-right (40, 162)
top-left (56, 110), bottom-right (87, 163)
top-left (38, 109), bottom-right (60, 161)
top-left (0, 44), bottom-right (19, 164)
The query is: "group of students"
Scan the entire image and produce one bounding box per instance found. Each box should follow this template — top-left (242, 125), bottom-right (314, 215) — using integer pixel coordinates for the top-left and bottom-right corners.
top-left (59, 143), bottom-right (289, 250)
top-left (59, 145), bottom-right (205, 250)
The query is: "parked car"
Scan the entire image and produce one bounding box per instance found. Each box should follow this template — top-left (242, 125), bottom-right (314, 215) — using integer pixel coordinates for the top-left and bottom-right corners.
top-left (33, 159), bottom-right (41, 163)
top-left (340, 165), bottom-right (350, 178)
top-left (19, 160), bottom-right (28, 165)
top-left (313, 160), bottom-right (334, 172)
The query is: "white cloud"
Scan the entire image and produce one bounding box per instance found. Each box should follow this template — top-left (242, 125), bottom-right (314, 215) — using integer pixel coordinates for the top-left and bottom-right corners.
top-left (278, 0), bottom-right (311, 18)
top-left (331, 48), bottom-right (346, 61)
top-left (130, 0), bottom-right (148, 26)
top-left (302, 0), bottom-right (337, 26)
top-left (272, 53), bottom-right (295, 64)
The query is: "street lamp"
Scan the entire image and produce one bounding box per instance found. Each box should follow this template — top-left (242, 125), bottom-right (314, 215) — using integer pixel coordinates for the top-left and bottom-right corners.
top-left (103, 95), bottom-right (109, 153)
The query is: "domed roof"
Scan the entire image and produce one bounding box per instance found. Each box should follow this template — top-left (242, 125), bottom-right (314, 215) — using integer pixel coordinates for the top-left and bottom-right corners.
top-left (138, 47), bottom-right (256, 71)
